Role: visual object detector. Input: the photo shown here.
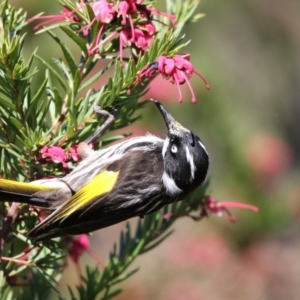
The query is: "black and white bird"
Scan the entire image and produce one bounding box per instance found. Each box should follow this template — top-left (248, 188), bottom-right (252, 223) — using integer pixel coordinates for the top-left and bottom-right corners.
top-left (0, 100), bottom-right (209, 242)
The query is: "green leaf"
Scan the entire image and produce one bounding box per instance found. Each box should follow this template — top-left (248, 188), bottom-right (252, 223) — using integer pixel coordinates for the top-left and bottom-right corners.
top-left (0, 96), bottom-right (15, 109)
top-left (72, 68), bottom-right (81, 96)
top-left (103, 289), bottom-right (122, 300)
top-left (25, 77), bottom-right (47, 120)
top-left (60, 26), bottom-right (87, 53)
top-left (47, 30), bottom-right (79, 77)
top-left (53, 87), bottom-right (64, 116)
top-left (35, 54), bottom-right (67, 91)
top-left (79, 60), bottom-right (115, 92)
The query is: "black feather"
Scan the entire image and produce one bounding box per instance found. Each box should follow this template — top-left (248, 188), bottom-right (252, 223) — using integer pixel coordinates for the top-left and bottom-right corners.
top-left (0, 190), bottom-right (50, 208)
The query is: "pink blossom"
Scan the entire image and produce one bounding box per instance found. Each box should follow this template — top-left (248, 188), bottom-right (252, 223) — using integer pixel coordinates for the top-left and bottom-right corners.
top-left (68, 145), bottom-right (81, 162)
top-left (29, 1), bottom-right (175, 64)
top-left (69, 234), bottom-right (90, 263)
top-left (88, 1), bottom-right (173, 60)
top-left (81, 0), bottom-right (117, 54)
top-left (147, 7), bottom-right (176, 25)
top-left (135, 54), bottom-right (210, 103)
top-left (202, 196), bottom-right (259, 223)
top-left (117, 1), bottom-right (131, 25)
top-left (28, 8), bottom-right (80, 30)
top-left (40, 146), bottom-right (68, 168)
top-left (91, 0), bottom-right (116, 24)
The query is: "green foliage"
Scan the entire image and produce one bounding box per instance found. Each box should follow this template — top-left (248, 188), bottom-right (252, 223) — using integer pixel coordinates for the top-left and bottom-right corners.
top-left (0, 0), bottom-right (208, 299)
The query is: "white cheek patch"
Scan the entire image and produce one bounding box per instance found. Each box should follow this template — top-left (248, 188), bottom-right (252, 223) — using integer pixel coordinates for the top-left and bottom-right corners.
top-left (162, 137), bottom-right (169, 158)
top-left (162, 172), bottom-right (182, 196)
top-left (185, 146), bottom-right (196, 179)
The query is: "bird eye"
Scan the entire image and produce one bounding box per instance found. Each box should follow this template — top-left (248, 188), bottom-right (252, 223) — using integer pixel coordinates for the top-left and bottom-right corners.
top-left (170, 144), bottom-right (178, 154)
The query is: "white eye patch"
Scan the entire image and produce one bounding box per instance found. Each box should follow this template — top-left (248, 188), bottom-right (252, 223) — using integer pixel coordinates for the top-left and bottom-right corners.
top-left (171, 144), bottom-right (178, 154)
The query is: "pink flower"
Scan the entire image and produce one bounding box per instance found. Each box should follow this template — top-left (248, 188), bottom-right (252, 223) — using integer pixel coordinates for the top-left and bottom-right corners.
top-left (135, 54), bottom-right (210, 103)
top-left (91, 0), bottom-right (116, 24)
top-left (146, 6), bottom-right (177, 25)
top-left (69, 234), bottom-right (90, 263)
top-left (202, 196), bottom-right (259, 223)
top-left (119, 21), bottom-right (155, 54)
top-left (117, 1), bottom-right (131, 25)
top-left (68, 145), bottom-right (81, 162)
top-left (29, 0), bottom-right (175, 65)
top-left (88, 1), bottom-right (174, 60)
top-left (81, 0), bottom-right (116, 36)
top-left (40, 146), bottom-right (68, 168)
top-left (28, 8), bottom-right (80, 30)
top-left (81, 0), bottom-right (117, 55)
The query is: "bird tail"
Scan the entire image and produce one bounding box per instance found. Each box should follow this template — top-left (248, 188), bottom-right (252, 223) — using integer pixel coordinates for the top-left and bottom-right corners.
top-left (0, 178), bottom-right (55, 208)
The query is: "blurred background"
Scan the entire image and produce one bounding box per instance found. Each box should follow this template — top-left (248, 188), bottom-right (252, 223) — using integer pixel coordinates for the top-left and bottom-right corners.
top-left (11, 0), bottom-right (300, 299)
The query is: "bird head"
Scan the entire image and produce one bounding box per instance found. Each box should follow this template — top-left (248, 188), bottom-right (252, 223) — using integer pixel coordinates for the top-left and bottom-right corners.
top-left (153, 100), bottom-right (209, 197)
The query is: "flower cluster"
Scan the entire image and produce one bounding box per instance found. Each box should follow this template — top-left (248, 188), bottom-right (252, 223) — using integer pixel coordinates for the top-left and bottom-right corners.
top-left (38, 144), bottom-right (83, 169)
top-left (135, 54), bottom-right (210, 103)
top-left (28, 1), bottom-right (210, 103)
top-left (28, 0), bottom-right (176, 61)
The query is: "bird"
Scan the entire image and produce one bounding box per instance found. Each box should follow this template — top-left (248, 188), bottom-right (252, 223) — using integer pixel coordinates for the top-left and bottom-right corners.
top-left (0, 100), bottom-right (209, 242)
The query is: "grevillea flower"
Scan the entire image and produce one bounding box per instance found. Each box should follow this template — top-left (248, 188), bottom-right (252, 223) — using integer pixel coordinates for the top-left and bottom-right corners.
top-left (28, 8), bottom-right (80, 30)
top-left (119, 20), bottom-right (156, 61)
top-left (69, 234), bottom-right (90, 263)
top-left (68, 234), bottom-right (106, 269)
top-left (135, 54), bottom-right (210, 103)
top-left (29, 1), bottom-right (176, 63)
top-left (40, 146), bottom-right (69, 168)
top-left (68, 145), bottom-right (82, 162)
top-left (81, 0), bottom-right (116, 36)
top-left (202, 196), bottom-right (259, 223)
top-left (88, 0), bottom-right (163, 58)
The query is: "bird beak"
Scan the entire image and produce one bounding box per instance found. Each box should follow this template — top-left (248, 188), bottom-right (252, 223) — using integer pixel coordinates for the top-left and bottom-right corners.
top-left (151, 99), bottom-right (177, 134)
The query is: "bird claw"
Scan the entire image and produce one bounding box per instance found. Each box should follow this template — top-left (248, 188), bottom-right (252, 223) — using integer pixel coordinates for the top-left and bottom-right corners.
top-left (84, 105), bottom-right (119, 144)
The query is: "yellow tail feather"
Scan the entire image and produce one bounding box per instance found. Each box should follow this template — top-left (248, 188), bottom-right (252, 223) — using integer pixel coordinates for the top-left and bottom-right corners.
top-left (0, 179), bottom-right (55, 195)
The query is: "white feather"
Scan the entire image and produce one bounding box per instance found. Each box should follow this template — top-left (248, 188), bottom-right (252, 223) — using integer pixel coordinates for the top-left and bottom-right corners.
top-left (162, 137), bottom-right (169, 158)
top-left (162, 172), bottom-right (182, 196)
top-left (185, 146), bottom-right (196, 180)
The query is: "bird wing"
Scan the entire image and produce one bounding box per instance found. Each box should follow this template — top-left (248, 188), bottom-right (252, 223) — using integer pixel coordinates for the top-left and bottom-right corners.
top-left (28, 169), bottom-right (119, 240)
top-left (55, 170), bottom-right (119, 220)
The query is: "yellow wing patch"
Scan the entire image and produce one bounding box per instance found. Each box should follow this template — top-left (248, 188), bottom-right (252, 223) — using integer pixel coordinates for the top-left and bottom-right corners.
top-left (0, 179), bottom-right (55, 195)
top-left (57, 170), bottom-right (119, 219)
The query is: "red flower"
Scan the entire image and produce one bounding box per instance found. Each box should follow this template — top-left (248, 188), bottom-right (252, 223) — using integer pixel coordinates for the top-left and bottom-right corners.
top-left (69, 234), bottom-right (90, 263)
top-left (202, 196), bottom-right (259, 223)
top-left (135, 54), bottom-right (210, 103)
top-left (40, 146), bottom-right (69, 168)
